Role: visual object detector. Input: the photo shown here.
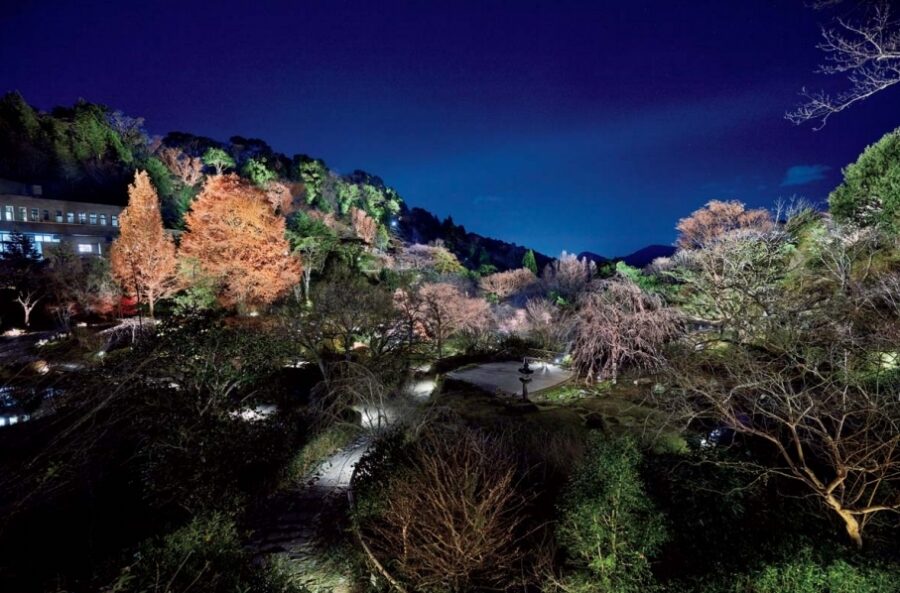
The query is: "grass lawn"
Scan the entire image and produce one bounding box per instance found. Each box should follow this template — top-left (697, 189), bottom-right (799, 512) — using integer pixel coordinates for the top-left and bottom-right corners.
top-left (433, 374), bottom-right (687, 454)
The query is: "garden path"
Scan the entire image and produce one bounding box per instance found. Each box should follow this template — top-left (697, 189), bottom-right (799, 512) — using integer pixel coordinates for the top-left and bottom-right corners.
top-left (245, 434), bottom-right (372, 592)
top-left (447, 360), bottom-right (573, 396)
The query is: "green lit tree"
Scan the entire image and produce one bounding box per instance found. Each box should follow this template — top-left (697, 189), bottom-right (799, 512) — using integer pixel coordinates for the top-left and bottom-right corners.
top-left (522, 249), bottom-right (538, 275)
top-left (242, 157), bottom-right (277, 187)
top-left (553, 434), bottom-right (667, 593)
top-left (829, 128), bottom-right (900, 231)
top-left (287, 212), bottom-right (339, 306)
top-left (202, 147), bottom-right (235, 175)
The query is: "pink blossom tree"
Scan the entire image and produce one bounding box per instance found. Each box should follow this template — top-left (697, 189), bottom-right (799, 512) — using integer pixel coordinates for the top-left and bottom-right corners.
top-left (571, 280), bottom-right (681, 383)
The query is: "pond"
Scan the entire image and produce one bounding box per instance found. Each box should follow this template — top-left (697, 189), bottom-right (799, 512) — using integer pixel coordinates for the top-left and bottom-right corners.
top-left (0, 386), bottom-right (62, 428)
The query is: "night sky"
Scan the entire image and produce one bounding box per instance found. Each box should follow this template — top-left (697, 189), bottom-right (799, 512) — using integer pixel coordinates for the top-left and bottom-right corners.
top-left (1, 1), bottom-right (898, 256)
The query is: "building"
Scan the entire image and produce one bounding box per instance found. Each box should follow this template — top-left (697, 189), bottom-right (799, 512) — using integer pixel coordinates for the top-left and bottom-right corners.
top-left (0, 179), bottom-right (122, 256)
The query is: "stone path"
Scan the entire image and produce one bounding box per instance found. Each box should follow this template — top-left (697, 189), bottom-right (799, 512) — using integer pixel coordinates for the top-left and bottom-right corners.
top-left (447, 360), bottom-right (574, 396)
top-left (245, 380), bottom-right (434, 591)
top-left (245, 435), bottom-right (373, 592)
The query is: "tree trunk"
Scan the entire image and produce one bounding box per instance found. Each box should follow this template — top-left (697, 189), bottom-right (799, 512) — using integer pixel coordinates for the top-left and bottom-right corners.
top-left (827, 496), bottom-right (864, 548)
top-left (303, 271), bottom-right (312, 307)
top-left (17, 294), bottom-right (39, 328)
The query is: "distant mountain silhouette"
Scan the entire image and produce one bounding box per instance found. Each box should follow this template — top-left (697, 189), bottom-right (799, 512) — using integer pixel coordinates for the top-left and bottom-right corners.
top-left (576, 251), bottom-right (611, 266)
top-left (619, 244), bottom-right (675, 267)
top-left (577, 244), bottom-right (675, 269)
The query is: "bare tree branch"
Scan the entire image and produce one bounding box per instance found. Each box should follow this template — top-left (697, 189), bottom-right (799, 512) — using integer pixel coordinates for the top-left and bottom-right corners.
top-left (788, 4), bottom-right (900, 128)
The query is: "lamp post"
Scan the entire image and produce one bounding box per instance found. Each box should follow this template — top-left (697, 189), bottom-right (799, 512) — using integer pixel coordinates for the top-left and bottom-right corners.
top-left (518, 358), bottom-right (534, 401)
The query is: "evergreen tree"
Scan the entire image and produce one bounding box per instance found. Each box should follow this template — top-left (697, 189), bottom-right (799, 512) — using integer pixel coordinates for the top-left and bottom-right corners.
top-left (522, 249), bottom-right (538, 274)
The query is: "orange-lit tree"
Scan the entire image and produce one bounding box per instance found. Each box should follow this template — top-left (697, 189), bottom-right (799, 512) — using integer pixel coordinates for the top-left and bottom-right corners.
top-left (110, 170), bottom-right (177, 317)
top-left (675, 199), bottom-right (773, 250)
top-left (180, 174), bottom-right (301, 311)
top-left (479, 268), bottom-right (538, 300)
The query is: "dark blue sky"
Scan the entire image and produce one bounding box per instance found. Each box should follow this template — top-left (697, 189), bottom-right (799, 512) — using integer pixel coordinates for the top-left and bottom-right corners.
top-left (1, 1), bottom-right (897, 256)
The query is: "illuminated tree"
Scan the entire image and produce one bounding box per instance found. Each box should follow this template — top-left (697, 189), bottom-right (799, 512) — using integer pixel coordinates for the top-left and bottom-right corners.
top-left (0, 231), bottom-right (44, 327)
top-left (156, 145), bottom-right (203, 187)
top-left (362, 429), bottom-right (530, 593)
top-left (180, 174), bottom-right (301, 311)
top-left (675, 199), bottom-right (773, 250)
top-left (287, 212), bottom-right (339, 306)
top-left (46, 244), bottom-right (120, 322)
top-left (522, 249), bottom-right (538, 275)
top-left (525, 298), bottom-right (571, 350)
top-left (201, 147), bottom-right (235, 175)
top-left (110, 170), bottom-right (177, 317)
top-left (242, 157), bottom-right (277, 187)
top-left (415, 282), bottom-right (490, 357)
top-left (571, 279), bottom-right (682, 383)
top-left (431, 245), bottom-right (465, 276)
top-left (828, 128), bottom-right (900, 230)
top-left (350, 206), bottom-right (377, 245)
top-left (393, 243), bottom-right (465, 277)
top-left (670, 341), bottom-right (900, 549)
top-left (554, 435), bottom-right (666, 593)
top-left (263, 180), bottom-right (293, 214)
top-left (542, 251), bottom-right (596, 302)
top-left (666, 227), bottom-right (790, 341)
top-left (479, 268), bottom-right (538, 300)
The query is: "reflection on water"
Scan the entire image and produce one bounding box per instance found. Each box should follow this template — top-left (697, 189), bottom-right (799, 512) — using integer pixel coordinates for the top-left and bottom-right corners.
top-left (0, 386), bottom-right (62, 428)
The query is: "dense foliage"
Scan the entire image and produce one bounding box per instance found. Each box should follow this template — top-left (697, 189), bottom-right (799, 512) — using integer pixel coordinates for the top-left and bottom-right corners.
top-left (2, 93), bottom-right (900, 593)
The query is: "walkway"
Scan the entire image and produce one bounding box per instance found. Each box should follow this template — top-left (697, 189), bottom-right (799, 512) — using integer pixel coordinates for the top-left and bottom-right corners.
top-left (446, 360), bottom-right (574, 396)
top-left (245, 435), bottom-right (372, 592)
top-left (245, 379), bottom-right (433, 591)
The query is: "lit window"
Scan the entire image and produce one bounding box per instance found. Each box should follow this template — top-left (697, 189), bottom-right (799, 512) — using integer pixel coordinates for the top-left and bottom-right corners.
top-left (4, 206), bottom-right (12, 221)
top-left (77, 244), bottom-right (93, 254)
top-left (78, 212), bottom-right (86, 224)
top-left (99, 214), bottom-right (107, 226)
top-left (111, 215), bottom-right (119, 227)
top-left (66, 212), bottom-right (74, 224)
top-left (55, 210), bottom-right (63, 223)
top-left (89, 213), bottom-right (97, 225)
top-left (18, 207), bottom-right (26, 221)
top-left (30, 208), bottom-right (38, 221)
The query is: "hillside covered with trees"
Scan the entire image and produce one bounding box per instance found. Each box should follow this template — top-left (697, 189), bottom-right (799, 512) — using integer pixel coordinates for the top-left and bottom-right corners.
top-left (0, 92), bottom-right (549, 273)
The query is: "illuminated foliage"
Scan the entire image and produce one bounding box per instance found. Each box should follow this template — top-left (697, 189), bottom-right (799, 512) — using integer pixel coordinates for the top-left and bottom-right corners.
top-left (571, 279), bottom-right (681, 383)
top-left (412, 282), bottom-right (490, 356)
top-left (675, 199), bottom-right (773, 250)
top-left (350, 206), bottom-right (378, 245)
top-left (829, 128), bottom-right (900, 231)
top-left (479, 268), bottom-right (538, 300)
top-left (110, 170), bottom-right (177, 317)
top-left (242, 157), bottom-right (277, 187)
top-left (202, 147), bottom-right (235, 175)
top-left (542, 252), bottom-right (596, 302)
top-left (522, 249), bottom-right (538, 275)
top-left (554, 434), bottom-right (666, 593)
top-left (180, 174), bottom-right (302, 311)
